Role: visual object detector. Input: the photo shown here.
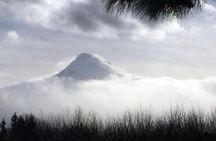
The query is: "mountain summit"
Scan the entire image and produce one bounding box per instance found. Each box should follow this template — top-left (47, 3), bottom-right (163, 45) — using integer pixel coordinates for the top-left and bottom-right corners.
top-left (56, 53), bottom-right (119, 80)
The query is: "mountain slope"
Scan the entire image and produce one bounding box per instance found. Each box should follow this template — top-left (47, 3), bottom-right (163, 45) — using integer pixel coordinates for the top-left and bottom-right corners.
top-left (56, 53), bottom-right (120, 80)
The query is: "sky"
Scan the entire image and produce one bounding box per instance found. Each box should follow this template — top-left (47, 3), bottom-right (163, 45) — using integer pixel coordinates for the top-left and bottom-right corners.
top-left (0, 0), bottom-right (216, 87)
top-left (1, 0), bottom-right (216, 118)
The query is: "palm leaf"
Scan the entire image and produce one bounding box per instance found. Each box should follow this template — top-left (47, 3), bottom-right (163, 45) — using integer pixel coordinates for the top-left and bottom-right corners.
top-left (104, 0), bottom-right (204, 20)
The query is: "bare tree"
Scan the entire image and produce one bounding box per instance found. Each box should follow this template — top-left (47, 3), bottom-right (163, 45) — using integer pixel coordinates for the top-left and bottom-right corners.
top-left (104, 0), bottom-right (204, 20)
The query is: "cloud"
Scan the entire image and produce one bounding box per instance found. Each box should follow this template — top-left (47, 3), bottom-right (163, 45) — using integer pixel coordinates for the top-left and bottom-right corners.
top-left (6, 30), bottom-right (22, 43)
top-left (0, 0), bottom-right (191, 40)
top-left (0, 0), bottom-right (216, 41)
top-left (1, 75), bottom-right (216, 119)
top-left (57, 0), bottom-right (124, 31)
top-left (1, 1), bottom-right (216, 119)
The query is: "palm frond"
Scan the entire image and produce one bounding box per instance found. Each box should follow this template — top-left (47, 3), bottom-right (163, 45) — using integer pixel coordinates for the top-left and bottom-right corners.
top-left (104, 0), bottom-right (204, 20)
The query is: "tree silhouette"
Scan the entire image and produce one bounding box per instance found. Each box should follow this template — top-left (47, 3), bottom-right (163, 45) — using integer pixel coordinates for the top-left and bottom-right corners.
top-left (104, 0), bottom-right (204, 20)
top-left (9, 113), bottom-right (38, 141)
top-left (1, 111), bottom-right (216, 141)
top-left (11, 113), bottom-right (18, 130)
top-left (0, 119), bottom-right (7, 141)
top-left (24, 114), bottom-right (37, 141)
top-left (10, 113), bottom-right (18, 141)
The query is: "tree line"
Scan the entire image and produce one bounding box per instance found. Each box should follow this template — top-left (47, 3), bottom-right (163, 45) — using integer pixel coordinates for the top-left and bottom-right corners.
top-left (1, 109), bottom-right (216, 141)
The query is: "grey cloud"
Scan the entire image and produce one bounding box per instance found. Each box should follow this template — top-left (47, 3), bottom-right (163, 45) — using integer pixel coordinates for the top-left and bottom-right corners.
top-left (0, 0), bottom-right (182, 39)
top-left (54, 0), bottom-right (136, 32)
top-left (0, 0), bottom-right (42, 20)
top-left (0, 0), bottom-right (138, 37)
top-left (0, 0), bottom-right (41, 3)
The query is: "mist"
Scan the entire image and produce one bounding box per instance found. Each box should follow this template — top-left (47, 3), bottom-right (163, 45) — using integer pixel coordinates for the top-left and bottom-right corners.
top-left (1, 74), bottom-right (216, 119)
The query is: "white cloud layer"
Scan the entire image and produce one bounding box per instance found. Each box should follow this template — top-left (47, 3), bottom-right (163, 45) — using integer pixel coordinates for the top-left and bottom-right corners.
top-left (1, 75), bottom-right (216, 119)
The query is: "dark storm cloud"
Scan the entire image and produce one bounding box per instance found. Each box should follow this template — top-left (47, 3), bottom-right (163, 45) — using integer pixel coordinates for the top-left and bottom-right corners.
top-left (55, 0), bottom-right (136, 32)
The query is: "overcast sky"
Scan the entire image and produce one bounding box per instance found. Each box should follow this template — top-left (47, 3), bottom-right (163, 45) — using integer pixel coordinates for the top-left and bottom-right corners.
top-left (1, 0), bottom-right (216, 87)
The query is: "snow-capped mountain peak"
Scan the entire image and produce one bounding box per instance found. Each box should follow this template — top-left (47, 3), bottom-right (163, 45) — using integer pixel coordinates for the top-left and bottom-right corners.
top-left (56, 53), bottom-right (120, 80)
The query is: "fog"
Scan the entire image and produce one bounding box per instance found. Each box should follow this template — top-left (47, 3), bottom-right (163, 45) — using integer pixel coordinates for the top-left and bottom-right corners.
top-left (1, 74), bottom-right (216, 119)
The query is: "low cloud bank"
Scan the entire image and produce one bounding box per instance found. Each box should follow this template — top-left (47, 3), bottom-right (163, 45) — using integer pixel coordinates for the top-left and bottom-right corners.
top-left (1, 75), bottom-right (216, 119)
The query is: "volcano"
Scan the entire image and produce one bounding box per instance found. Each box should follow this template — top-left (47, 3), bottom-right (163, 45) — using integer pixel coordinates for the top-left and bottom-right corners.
top-left (56, 53), bottom-right (120, 80)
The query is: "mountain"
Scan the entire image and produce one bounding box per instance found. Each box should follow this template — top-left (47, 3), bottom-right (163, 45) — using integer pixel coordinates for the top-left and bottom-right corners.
top-left (56, 53), bottom-right (120, 80)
